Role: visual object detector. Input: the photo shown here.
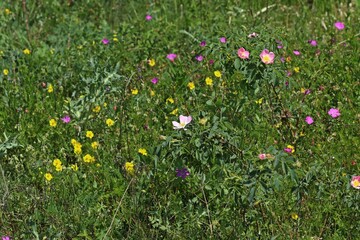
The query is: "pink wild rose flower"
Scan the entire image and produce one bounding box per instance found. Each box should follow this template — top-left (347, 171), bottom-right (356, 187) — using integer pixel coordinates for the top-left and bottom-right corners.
top-left (172, 115), bottom-right (192, 130)
top-left (220, 37), bottom-right (227, 43)
top-left (305, 116), bottom-right (314, 125)
top-left (145, 15), bottom-right (152, 21)
top-left (238, 47), bottom-right (250, 59)
top-left (351, 176), bottom-right (360, 189)
top-left (260, 49), bottom-right (275, 64)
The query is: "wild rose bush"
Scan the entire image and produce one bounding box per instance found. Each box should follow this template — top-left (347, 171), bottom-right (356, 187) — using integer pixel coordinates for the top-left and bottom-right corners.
top-left (0, 1), bottom-right (359, 239)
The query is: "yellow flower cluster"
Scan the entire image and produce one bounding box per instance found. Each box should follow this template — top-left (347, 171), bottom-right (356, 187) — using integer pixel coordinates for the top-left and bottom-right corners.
top-left (125, 162), bottom-right (135, 175)
top-left (71, 139), bottom-right (82, 155)
top-left (53, 159), bottom-right (63, 172)
top-left (83, 154), bottom-right (95, 163)
top-left (48, 84), bottom-right (54, 93)
top-left (138, 148), bottom-right (148, 156)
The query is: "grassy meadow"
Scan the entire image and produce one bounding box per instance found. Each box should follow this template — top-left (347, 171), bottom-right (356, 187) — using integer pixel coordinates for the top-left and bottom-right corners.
top-left (0, 0), bottom-right (359, 239)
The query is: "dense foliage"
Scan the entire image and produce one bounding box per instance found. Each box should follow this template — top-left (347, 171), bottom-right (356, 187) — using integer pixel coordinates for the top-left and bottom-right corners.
top-left (0, 0), bottom-right (359, 239)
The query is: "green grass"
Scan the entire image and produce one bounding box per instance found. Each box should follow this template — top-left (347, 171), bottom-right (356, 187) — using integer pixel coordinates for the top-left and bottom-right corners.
top-left (0, 0), bottom-right (359, 239)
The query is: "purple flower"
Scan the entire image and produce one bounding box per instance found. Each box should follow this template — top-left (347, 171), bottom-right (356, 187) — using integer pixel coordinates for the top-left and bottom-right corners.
top-left (200, 41), bottom-right (206, 47)
top-left (195, 55), bottom-right (204, 61)
top-left (208, 59), bottom-right (214, 65)
top-left (151, 77), bottom-right (158, 84)
top-left (167, 53), bottom-right (177, 62)
top-left (328, 108), bottom-right (341, 118)
top-left (308, 40), bottom-right (317, 46)
top-left (102, 38), bottom-right (109, 45)
top-left (305, 116), bottom-right (314, 125)
top-left (2, 237), bottom-right (10, 240)
top-left (220, 37), bottom-right (227, 43)
top-left (304, 89), bottom-right (311, 95)
top-left (334, 21), bottom-right (345, 30)
top-left (61, 115), bottom-right (71, 123)
top-left (293, 50), bottom-right (301, 56)
top-left (145, 15), bottom-right (152, 21)
top-left (277, 45), bottom-right (283, 49)
top-left (280, 57), bottom-right (285, 63)
top-left (176, 168), bottom-right (190, 179)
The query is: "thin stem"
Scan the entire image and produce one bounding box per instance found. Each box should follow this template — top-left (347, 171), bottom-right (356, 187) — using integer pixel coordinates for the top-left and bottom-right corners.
top-left (201, 186), bottom-right (213, 237)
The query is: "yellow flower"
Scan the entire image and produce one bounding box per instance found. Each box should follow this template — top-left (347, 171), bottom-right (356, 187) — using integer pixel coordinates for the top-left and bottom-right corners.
top-left (166, 97), bottom-right (174, 104)
top-left (113, 37), bottom-right (119, 42)
top-left (255, 98), bottom-right (263, 105)
top-left (3, 69), bottom-right (9, 76)
top-left (49, 119), bottom-right (57, 127)
top-left (187, 82), bottom-right (195, 90)
top-left (286, 56), bottom-right (291, 62)
top-left (125, 162), bottom-right (135, 175)
top-left (291, 213), bottom-right (299, 220)
top-left (106, 118), bottom-right (115, 127)
top-left (93, 105), bottom-right (101, 113)
top-left (44, 173), bottom-right (53, 182)
top-left (86, 131), bottom-right (94, 139)
top-left (71, 164), bottom-right (78, 171)
top-left (170, 108), bottom-right (178, 115)
top-left (148, 59), bottom-right (155, 67)
top-left (214, 70), bottom-right (222, 78)
top-left (53, 159), bottom-right (62, 167)
top-left (131, 89), bottom-right (138, 95)
top-left (5, 9), bottom-right (11, 15)
top-left (47, 84), bottom-right (53, 93)
top-left (55, 165), bottom-right (63, 172)
top-left (294, 67), bottom-right (300, 73)
top-left (199, 118), bottom-right (208, 125)
top-left (83, 154), bottom-right (95, 163)
top-left (103, 102), bottom-right (107, 107)
top-left (299, 131), bottom-right (305, 137)
top-left (205, 77), bottom-right (213, 86)
top-left (138, 148), bottom-right (148, 156)
top-left (74, 144), bottom-right (82, 155)
top-left (91, 141), bottom-right (99, 149)
top-left (71, 139), bottom-right (79, 146)
top-left (23, 48), bottom-right (31, 55)
top-left (287, 145), bottom-right (295, 153)
top-left (150, 90), bottom-right (155, 96)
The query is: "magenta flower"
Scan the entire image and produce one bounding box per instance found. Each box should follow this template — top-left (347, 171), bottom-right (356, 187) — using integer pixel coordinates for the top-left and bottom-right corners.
top-left (208, 59), bottom-right (214, 65)
top-left (334, 21), bottom-right (345, 30)
top-left (176, 168), bottom-right (190, 179)
top-left (304, 89), bottom-right (311, 95)
top-left (2, 237), bottom-right (10, 240)
top-left (200, 41), bottom-right (206, 47)
top-left (293, 50), bottom-right (301, 56)
top-left (328, 108), bottom-right (341, 118)
top-left (195, 55), bottom-right (204, 61)
top-left (260, 49), bottom-right (275, 64)
top-left (172, 115), bottom-right (192, 130)
top-left (61, 115), bottom-right (71, 123)
top-left (305, 116), bottom-right (314, 125)
top-left (167, 53), bottom-right (177, 62)
top-left (308, 40), bottom-right (317, 46)
top-left (145, 15), bottom-right (152, 21)
top-left (237, 47), bottom-right (250, 59)
top-left (102, 38), bottom-right (109, 45)
top-left (350, 176), bottom-right (360, 189)
top-left (220, 37), bottom-right (227, 43)
top-left (258, 153), bottom-right (266, 160)
top-left (151, 77), bottom-right (159, 84)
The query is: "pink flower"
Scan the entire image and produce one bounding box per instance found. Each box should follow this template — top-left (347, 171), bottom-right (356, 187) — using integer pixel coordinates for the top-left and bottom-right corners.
top-left (237, 47), bottom-right (250, 59)
top-left (351, 176), bottom-right (360, 189)
top-left (308, 40), bottom-right (317, 46)
top-left (172, 115), bottom-right (192, 130)
top-left (248, 32), bottom-right (258, 38)
top-left (328, 108), bottom-right (341, 118)
top-left (200, 41), bottom-right (206, 47)
top-left (220, 37), bottom-right (227, 43)
top-left (293, 50), bottom-right (301, 56)
top-left (259, 49), bottom-right (275, 64)
top-left (102, 38), bottom-right (109, 45)
top-left (334, 21), bottom-right (345, 30)
top-left (305, 116), bottom-right (314, 125)
top-left (258, 153), bottom-right (266, 160)
top-left (145, 15), bottom-right (152, 21)
top-left (151, 78), bottom-right (158, 84)
top-left (61, 115), bottom-right (71, 123)
top-left (304, 89), bottom-right (311, 95)
top-left (195, 55), bottom-right (204, 61)
top-left (208, 59), bottom-right (214, 65)
top-left (167, 53), bottom-right (177, 62)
